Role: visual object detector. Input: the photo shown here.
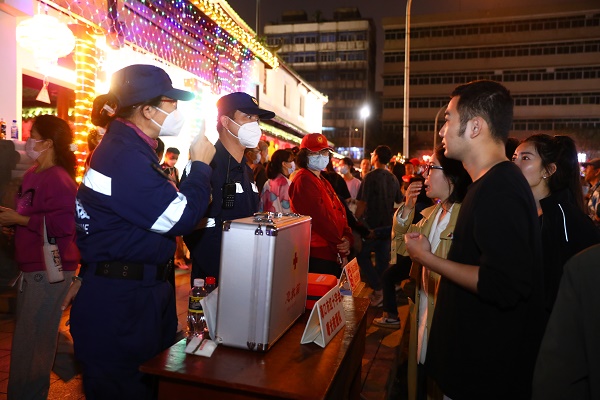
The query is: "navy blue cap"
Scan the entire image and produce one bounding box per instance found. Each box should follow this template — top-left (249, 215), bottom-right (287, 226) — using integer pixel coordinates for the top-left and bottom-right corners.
top-left (217, 92), bottom-right (275, 120)
top-left (109, 64), bottom-right (194, 107)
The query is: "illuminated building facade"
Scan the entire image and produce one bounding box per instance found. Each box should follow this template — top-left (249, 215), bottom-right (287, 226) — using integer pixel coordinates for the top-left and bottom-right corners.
top-left (382, 2), bottom-right (600, 155)
top-left (264, 8), bottom-right (376, 160)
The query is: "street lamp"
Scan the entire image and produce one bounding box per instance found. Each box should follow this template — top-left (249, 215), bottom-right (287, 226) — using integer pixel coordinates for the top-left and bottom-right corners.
top-left (360, 105), bottom-right (370, 159)
top-left (403, 0), bottom-right (413, 158)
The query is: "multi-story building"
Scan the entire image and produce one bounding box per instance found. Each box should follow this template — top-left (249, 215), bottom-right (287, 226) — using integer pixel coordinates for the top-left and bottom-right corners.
top-left (264, 8), bottom-right (376, 160)
top-left (383, 2), bottom-right (600, 157)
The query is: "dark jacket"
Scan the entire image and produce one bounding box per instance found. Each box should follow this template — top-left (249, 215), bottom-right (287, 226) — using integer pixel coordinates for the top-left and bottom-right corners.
top-left (533, 244), bottom-right (600, 400)
top-left (76, 119), bottom-right (212, 264)
top-left (539, 189), bottom-right (600, 310)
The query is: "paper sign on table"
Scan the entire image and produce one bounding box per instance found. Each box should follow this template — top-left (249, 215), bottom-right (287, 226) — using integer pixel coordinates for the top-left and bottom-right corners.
top-left (300, 285), bottom-right (346, 348)
top-left (339, 258), bottom-right (364, 296)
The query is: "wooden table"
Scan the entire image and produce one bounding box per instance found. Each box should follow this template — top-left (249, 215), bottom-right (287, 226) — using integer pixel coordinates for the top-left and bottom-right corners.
top-left (141, 296), bottom-right (369, 400)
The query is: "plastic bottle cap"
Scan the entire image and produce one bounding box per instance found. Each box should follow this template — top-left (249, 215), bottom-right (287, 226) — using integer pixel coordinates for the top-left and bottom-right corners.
top-left (193, 278), bottom-right (205, 287)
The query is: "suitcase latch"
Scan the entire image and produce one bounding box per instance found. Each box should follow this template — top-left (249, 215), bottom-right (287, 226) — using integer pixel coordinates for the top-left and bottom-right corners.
top-left (255, 224), bottom-right (263, 235)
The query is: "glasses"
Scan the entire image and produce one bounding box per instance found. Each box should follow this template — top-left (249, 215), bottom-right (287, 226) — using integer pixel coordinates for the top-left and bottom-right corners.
top-left (160, 98), bottom-right (178, 108)
top-left (424, 163), bottom-right (443, 177)
top-left (309, 149), bottom-right (331, 157)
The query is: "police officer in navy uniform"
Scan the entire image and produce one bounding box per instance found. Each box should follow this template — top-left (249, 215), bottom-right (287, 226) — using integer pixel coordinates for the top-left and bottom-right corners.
top-left (184, 92), bottom-right (275, 285)
top-left (62, 64), bottom-right (215, 399)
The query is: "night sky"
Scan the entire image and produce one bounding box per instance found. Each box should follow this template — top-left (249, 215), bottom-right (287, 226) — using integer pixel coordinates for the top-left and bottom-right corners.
top-left (226, 0), bottom-right (576, 90)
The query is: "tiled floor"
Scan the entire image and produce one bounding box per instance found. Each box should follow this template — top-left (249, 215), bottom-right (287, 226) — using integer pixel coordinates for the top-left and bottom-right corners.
top-left (0, 268), bottom-right (408, 400)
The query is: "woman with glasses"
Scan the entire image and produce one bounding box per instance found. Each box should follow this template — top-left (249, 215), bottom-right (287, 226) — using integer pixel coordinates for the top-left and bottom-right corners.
top-left (373, 145), bottom-right (471, 400)
top-left (260, 149), bottom-right (295, 213)
top-left (62, 64), bottom-right (215, 399)
top-left (289, 133), bottom-right (352, 275)
top-left (0, 115), bottom-right (78, 399)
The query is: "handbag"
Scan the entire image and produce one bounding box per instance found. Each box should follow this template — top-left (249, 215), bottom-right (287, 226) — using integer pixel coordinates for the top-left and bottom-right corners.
top-left (43, 216), bottom-right (65, 283)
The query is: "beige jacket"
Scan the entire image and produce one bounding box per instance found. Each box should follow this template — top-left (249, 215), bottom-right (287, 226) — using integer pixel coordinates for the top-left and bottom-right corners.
top-left (392, 202), bottom-right (461, 400)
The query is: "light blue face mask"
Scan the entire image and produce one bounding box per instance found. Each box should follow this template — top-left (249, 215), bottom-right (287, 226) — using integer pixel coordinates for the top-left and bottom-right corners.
top-left (307, 154), bottom-right (329, 171)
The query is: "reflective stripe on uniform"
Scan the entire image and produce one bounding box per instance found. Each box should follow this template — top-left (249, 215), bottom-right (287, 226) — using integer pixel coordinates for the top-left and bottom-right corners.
top-left (83, 168), bottom-right (112, 196)
top-left (150, 192), bottom-right (188, 233)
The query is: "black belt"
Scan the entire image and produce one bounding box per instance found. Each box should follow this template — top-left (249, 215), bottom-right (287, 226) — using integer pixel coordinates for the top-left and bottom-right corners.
top-left (86, 260), bottom-right (173, 281)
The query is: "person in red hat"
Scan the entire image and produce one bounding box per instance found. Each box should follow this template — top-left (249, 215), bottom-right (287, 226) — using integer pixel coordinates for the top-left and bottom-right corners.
top-left (289, 133), bottom-right (353, 275)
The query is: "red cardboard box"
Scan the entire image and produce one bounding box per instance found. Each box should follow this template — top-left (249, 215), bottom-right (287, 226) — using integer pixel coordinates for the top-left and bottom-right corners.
top-left (306, 273), bottom-right (338, 310)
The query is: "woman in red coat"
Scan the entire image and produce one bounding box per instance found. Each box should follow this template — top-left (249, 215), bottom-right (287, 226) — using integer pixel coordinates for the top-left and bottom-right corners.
top-left (289, 133), bottom-right (352, 276)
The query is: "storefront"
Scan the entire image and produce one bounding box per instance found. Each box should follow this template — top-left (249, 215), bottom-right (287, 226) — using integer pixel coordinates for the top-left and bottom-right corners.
top-left (0, 0), bottom-right (281, 182)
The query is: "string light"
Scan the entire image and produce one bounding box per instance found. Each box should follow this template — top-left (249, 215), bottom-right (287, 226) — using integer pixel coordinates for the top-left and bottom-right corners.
top-left (33, 0), bottom-right (277, 180)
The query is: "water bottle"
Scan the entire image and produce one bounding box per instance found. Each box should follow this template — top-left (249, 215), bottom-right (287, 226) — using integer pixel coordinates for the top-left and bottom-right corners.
top-left (205, 276), bottom-right (216, 293)
top-left (187, 278), bottom-right (207, 338)
top-left (10, 120), bottom-right (18, 140)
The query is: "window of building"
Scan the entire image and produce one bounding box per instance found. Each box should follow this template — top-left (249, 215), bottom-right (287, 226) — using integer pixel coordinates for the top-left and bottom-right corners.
top-left (299, 96), bottom-right (305, 117)
top-left (283, 85), bottom-right (288, 108)
top-left (320, 32), bottom-right (336, 43)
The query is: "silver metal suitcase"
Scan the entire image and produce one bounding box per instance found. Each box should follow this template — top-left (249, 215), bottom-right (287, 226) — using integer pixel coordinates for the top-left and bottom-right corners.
top-left (215, 213), bottom-right (311, 351)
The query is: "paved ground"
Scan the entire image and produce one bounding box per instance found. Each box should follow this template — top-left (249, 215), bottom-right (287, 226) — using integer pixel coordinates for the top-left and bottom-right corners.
top-left (0, 268), bottom-right (409, 399)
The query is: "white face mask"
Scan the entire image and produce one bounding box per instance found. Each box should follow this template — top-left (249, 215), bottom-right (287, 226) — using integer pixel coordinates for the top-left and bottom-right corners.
top-left (151, 107), bottom-right (185, 137)
top-left (253, 152), bottom-right (261, 164)
top-left (340, 166), bottom-right (349, 175)
top-left (307, 154), bottom-right (329, 171)
top-left (283, 161), bottom-right (295, 176)
top-left (227, 118), bottom-right (262, 148)
top-left (25, 138), bottom-right (47, 160)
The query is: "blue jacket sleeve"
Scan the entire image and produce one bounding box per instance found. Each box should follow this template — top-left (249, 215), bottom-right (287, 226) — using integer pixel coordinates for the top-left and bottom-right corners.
top-left (109, 147), bottom-right (212, 237)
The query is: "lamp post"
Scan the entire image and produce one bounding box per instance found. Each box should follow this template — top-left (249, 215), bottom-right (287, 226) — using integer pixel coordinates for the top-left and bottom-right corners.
top-left (403, 0), bottom-right (413, 158)
top-left (360, 105), bottom-right (370, 159)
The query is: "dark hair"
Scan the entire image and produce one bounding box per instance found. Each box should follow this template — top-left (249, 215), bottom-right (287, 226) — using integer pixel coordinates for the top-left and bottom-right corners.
top-left (451, 80), bottom-right (513, 143)
top-left (374, 145), bottom-right (393, 165)
top-left (165, 147), bottom-right (180, 155)
top-left (156, 138), bottom-right (165, 159)
top-left (266, 149), bottom-right (293, 179)
top-left (434, 145), bottom-right (472, 204)
top-left (296, 148), bottom-right (309, 169)
top-left (522, 134), bottom-right (585, 212)
top-left (31, 115), bottom-right (76, 180)
top-left (87, 128), bottom-right (102, 153)
top-left (505, 137), bottom-right (520, 160)
top-left (341, 157), bottom-right (354, 168)
top-left (91, 93), bottom-right (163, 127)
top-left (392, 162), bottom-right (405, 183)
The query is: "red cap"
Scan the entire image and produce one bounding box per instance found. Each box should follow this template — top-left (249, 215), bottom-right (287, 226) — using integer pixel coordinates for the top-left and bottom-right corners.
top-left (408, 158), bottom-right (421, 167)
top-left (300, 133), bottom-right (331, 152)
top-left (205, 277), bottom-right (216, 285)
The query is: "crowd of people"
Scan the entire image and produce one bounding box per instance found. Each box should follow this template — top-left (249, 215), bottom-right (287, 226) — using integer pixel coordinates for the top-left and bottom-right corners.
top-left (0, 66), bottom-right (599, 399)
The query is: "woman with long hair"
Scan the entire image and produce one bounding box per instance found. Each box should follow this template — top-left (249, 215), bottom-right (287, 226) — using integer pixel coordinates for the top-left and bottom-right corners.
top-left (374, 145), bottom-right (471, 400)
top-left (260, 149), bottom-right (295, 213)
top-left (0, 115), bottom-right (79, 399)
top-left (513, 134), bottom-right (600, 310)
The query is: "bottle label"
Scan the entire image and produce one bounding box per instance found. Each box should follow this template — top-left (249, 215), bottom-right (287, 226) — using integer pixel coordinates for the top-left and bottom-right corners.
top-left (188, 295), bottom-right (204, 314)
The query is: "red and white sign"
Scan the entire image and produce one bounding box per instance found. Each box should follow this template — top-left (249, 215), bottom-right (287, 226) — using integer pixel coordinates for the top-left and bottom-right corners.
top-left (300, 286), bottom-right (346, 348)
top-left (339, 258), bottom-right (364, 296)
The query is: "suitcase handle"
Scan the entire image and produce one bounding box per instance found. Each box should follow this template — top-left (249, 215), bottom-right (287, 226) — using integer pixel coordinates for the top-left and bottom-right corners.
top-left (253, 212), bottom-right (301, 223)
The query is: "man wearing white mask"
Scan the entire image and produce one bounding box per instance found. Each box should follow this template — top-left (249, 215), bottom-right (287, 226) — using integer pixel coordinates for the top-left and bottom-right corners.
top-left (185, 92), bottom-right (275, 284)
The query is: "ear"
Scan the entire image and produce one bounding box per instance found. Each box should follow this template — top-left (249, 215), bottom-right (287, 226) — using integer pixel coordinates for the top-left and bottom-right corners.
top-left (469, 117), bottom-right (483, 139)
top-left (141, 105), bottom-right (155, 120)
top-left (545, 163), bottom-right (557, 178)
top-left (219, 114), bottom-right (230, 129)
